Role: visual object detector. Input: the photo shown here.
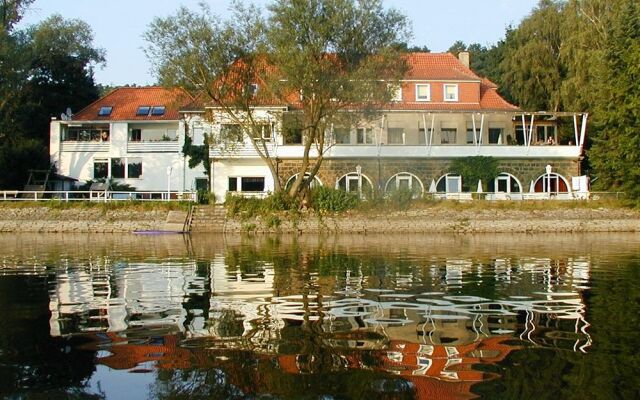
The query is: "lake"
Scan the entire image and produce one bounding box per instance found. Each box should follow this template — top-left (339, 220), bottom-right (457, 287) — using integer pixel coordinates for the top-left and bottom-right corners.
top-left (0, 233), bottom-right (639, 400)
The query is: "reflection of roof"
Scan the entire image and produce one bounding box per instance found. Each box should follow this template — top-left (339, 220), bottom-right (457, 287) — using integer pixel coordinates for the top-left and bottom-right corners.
top-left (73, 87), bottom-right (192, 121)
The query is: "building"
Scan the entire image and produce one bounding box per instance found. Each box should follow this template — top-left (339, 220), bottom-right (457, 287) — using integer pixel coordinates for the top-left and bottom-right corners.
top-left (49, 53), bottom-right (589, 200)
top-left (49, 86), bottom-right (208, 193)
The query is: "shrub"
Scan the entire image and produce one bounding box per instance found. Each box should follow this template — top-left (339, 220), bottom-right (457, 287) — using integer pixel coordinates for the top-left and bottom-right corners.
top-left (310, 186), bottom-right (359, 212)
top-left (387, 188), bottom-right (414, 210)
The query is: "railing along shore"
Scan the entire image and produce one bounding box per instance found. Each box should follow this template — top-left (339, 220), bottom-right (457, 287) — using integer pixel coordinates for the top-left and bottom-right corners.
top-left (0, 190), bottom-right (197, 202)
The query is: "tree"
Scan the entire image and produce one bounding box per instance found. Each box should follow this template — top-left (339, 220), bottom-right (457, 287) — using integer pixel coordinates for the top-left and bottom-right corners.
top-left (587, 0), bottom-right (640, 199)
top-left (145, 0), bottom-right (410, 198)
top-left (449, 156), bottom-right (498, 192)
top-left (0, 0), bottom-right (33, 32)
top-left (498, 0), bottom-right (566, 111)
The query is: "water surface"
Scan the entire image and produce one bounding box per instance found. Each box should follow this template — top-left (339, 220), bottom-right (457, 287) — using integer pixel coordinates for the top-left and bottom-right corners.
top-left (0, 233), bottom-right (639, 399)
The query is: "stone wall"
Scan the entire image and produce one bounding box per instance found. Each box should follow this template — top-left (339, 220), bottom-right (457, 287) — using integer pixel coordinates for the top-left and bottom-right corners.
top-left (278, 158), bottom-right (581, 191)
top-left (0, 207), bottom-right (172, 233)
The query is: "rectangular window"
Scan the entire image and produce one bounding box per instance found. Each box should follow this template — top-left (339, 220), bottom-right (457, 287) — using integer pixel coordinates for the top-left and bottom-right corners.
top-left (136, 106), bottom-right (151, 116)
top-left (127, 158), bottom-right (142, 178)
top-left (254, 124), bottom-right (272, 141)
top-left (489, 128), bottom-right (503, 144)
top-left (334, 127), bottom-right (351, 144)
top-left (129, 129), bottom-right (142, 142)
top-left (150, 106), bottom-right (165, 116)
top-left (221, 124), bottom-right (243, 142)
top-left (93, 159), bottom-right (108, 179)
top-left (241, 177), bottom-right (265, 192)
top-left (441, 128), bottom-right (457, 144)
top-left (111, 158), bottom-right (125, 179)
top-left (466, 128), bottom-right (475, 144)
top-left (64, 126), bottom-right (110, 142)
top-left (285, 128), bottom-right (303, 145)
top-left (444, 84), bottom-right (458, 101)
top-left (228, 177), bottom-right (238, 192)
top-left (356, 128), bottom-right (375, 144)
top-left (446, 175), bottom-right (462, 193)
top-left (388, 128), bottom-right (404, 144)
top-left (98, 106), bottom-right (112, 116)
top-left (415, 84), bottom-right (430, 101)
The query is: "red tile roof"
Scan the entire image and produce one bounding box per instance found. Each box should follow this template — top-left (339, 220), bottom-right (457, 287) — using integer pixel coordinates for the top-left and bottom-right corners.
top-left (405, 53), bottom-right (481, 81)
top-left (73, 87), bottom-right (192, 121)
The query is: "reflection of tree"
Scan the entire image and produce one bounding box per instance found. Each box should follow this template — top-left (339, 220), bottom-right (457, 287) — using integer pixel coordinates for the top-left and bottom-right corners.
top-left (472, 260), bottom-right (640, 399)
top-left (0, 276), bottom-right (98, 397)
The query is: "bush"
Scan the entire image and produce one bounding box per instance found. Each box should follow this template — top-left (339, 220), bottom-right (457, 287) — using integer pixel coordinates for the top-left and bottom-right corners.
top-left (387, 188), bottom-right (414, 210)
top-left (310, 186), bottom-right (359, 212)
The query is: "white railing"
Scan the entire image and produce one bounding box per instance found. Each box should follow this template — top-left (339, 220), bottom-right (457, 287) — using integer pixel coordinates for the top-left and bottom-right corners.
top-left (0, 190), bottom-right (198, 202)
top-left (127, 141), bottom-right (180, 153)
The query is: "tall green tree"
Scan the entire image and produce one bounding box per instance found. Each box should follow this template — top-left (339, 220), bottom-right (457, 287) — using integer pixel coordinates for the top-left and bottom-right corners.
top-left (145, 0), bottom-right (410, 198)
top-left (588, 0), bottom-right (640, 198)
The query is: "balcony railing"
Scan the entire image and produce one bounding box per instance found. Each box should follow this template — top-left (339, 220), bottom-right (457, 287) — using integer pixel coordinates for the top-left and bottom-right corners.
top-left (0, 190), bottom-right (197, 202)
top-left (127, 141), bottom-right (180, 153)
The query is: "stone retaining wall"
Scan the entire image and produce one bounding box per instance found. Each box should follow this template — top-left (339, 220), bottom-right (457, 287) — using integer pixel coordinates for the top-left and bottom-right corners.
top-left (0, 207), bottom-right (170, 233)
top-left (223, 208), bottom-right (640, 234)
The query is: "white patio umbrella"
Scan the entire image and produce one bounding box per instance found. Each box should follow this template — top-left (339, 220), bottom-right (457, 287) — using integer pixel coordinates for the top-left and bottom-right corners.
top-left (476, 179), bottom-right (483, 193)
top-left (529, 180), bottom-right (535, 193)
top-left (428, 179), bottom-right (437, 193)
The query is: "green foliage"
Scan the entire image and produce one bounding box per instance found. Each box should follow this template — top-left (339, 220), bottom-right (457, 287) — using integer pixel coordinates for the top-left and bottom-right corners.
top-left (182, 133), bottom-right (210, 176)
top-left (449, 156), bottom-right (499, 191)
top-left (0, 138), bottom-right (49, 189)
top-left (225, 191), bottom-right (300, 220)
top-left (386, 187), bottom-right (413, 210)
top-left (310, 186), bottom-right (359, 212)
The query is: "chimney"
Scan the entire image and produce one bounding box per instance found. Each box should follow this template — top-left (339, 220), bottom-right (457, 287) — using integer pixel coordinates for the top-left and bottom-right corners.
top-left (458, 51), bottom-right (470, 68)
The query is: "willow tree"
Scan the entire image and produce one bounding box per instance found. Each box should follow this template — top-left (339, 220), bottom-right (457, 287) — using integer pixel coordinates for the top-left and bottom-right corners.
top-left (144, 0), bottom-right (409, 198)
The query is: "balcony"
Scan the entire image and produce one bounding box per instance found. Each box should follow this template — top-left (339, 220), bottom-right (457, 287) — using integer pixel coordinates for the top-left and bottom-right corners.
top-left (127, 140), bottom-right (180, 153)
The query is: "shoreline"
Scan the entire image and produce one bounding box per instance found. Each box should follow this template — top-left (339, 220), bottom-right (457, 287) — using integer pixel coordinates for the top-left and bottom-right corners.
top-left (1, 205), bottom-right (639, 233)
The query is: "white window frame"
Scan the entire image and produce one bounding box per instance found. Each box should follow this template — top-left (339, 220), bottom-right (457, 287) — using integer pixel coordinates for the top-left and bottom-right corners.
top-left (415, 84), bottom-right (431, 101)
top-left (443, 84), bottom-right (459, 102)
top-left (446, 175), bottom-right (462, 193)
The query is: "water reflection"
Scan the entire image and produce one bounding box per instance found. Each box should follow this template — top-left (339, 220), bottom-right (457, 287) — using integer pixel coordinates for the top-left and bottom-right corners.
top-left (1, 233), bottom-right (639, 399)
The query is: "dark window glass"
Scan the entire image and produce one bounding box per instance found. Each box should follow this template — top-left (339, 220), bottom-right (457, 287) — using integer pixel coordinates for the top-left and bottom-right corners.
top-left (94, 160), bottom-right (108, 179)
top-left (195, 178), bottom-right (209, 191)
top-left (129, 129), bottom-right (141, 142)
top-left (241, 177), bottom-right (265, 192)
top-left (151, 106), bottom-right (165, 116)
top-left (489, 128), bottom-right (503, 144)
top-left (98, 106), bottom-right (112, 116)
top-left (136, 106), bottom-right (151, 116)
top-left (228, 177), bottom-right (238, 191)
top-left (285, 128), bottom-right (303, 144)
top-left (111, 158), bottom-right (125, 179)
top-left (127, 159), bottom-right (142, 178)
top-left (65, 126), bottom-right (109, 141)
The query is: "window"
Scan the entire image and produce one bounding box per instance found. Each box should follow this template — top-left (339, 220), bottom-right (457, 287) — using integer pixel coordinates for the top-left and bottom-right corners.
top-left (356, 128), bottom-right (375, 144)
top-left (436, 174), bottom-right (462, 193)
top-left (220, 124), bottom-right (243, 142)
top-left (418, 128), bottom-right (433, 145)
top-left (111, 158), bottom-right (125, 179)
top-left (136, 106), bottom-right (151, 116)
top-left (129, 129), bottom-right (142, 142)
top-left (444, 84), bottom-right (458, 101)
top-left (441, 128), bottom-right (457, 144)
top-left (63, 125), bottom-right (110, 142)
top-left (489, 128), bottom-right (503, 144)
top-left (390, 84), bottom-right (402, 101)
top-left (466, 128), bottom-right (476, 144)
top-left (415, 84), bottom-right (430, 101)
top-left (98, 106), bottom-right (112, 116)
top-left (489, 173), bottom-right (521, 193)
top-left (228, 177), bottom-right (265, 192)
top-left (385, 173), bottom-right (424, 197)
top-left (94, 159), bottom-right (108, 179)
top-left (127, 158), bottom-right (142, 178)
top-left (285, 128), bottom-right (303, 145)
top-left (254, 124), bottom-right (272, 141)
top-left (334, 127), bottom-right (351, 144)
top-left (388, 128), bottom-right (404, 144)
top-left (151, 106), bottom-right (165, 116)
top-left (248, 83), bottom-right (259, 96)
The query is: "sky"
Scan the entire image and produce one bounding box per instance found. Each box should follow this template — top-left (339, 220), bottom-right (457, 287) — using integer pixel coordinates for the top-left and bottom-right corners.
top-left (19, 0), bottom-right (539, 86)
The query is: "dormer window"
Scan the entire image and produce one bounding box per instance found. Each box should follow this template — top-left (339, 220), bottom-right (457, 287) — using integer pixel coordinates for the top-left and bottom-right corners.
top-left (98, 106), bottom-right (113, 116)
top-left (151, 106), bottom-right (165, 116)
top-left (444, 84), bottom-right (459, 102)
top-left (249, 83), bottom-right (259, 96)
top-left (416, 84), bottom-right (430, 101)
top-left (136, 106), bottom-right (151, 116)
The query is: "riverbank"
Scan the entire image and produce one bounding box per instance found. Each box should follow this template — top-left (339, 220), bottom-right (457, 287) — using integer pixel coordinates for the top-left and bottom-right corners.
top-left (1, 202), bottom-right (639, 233)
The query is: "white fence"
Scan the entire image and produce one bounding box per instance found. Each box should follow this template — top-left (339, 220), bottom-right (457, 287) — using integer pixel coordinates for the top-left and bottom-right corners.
top-left (0, 190), bottom-right (198, 202)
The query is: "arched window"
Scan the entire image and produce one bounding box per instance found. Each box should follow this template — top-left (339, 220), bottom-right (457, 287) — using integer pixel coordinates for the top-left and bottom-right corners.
top-left (533, 172), bottom-right (570, 193)
top-left (336, 172), bottom-right (373, 198)
top-left (285, 173), bottom-right (323, 191)
top-left (488, 173), bottom-right (522, 193)
top-left (435, 174), bottom-right (462, 193)
top-left (385, 172), bottom-right (424, 197)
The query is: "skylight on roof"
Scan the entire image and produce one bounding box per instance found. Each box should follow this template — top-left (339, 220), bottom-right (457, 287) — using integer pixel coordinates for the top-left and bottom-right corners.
top-left (98, 106), bottom-right (113, 116)
top-left (151, 106), bottom-right (165, 116)
top-left (136, 106), bottom-right (151, 116)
